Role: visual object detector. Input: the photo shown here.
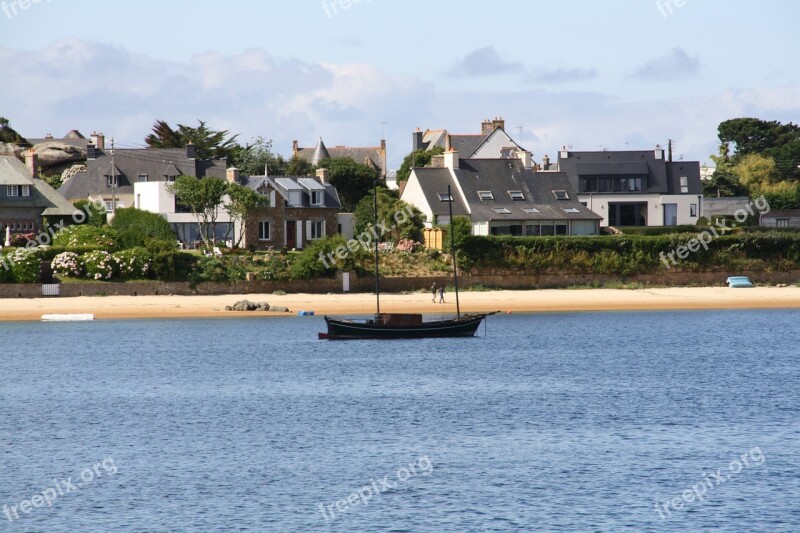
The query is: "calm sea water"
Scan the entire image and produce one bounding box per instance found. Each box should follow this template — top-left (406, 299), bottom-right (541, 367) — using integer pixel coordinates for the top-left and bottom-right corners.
top-left (1, 310), bottom-right (798, 532)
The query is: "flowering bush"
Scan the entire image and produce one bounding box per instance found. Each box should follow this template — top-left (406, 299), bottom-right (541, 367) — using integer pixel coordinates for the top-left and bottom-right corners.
top-left (396, 239), bottom-right (423, 253)
top-left (82, 250), bottom-right (116, 280)
top-left (9, 232), bottom-right (37, 247)
top-left (8, 248), bottom-right (42, 283)
top-left (112, 247), bottom-right (152, 279)
top-left (53, 225), bottom-right (118, 250)
top-left (51, 251), bottom-right (82, 278)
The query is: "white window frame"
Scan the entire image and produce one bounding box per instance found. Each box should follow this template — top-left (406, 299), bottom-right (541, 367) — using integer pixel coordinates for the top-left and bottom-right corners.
top-left (106, 175), bottom-right (118, 188)
top-left (777, 218), bottom-right (789, 228)
top-left (690, 203), bottom-right (697, 217)
top-left (6, 185), bottom-right (19, 197)
top-left (311, 190), bottom-right (323, 206)
top-left (680, 176), bottom-right (689, 193)
top-left (553, 190), bottom-right (569, 200)
top-left (258, 221), bottom-right (271, 241)
top-left (138, 174), bottom-right (149, 182)
top-left (308, 220), bottom-right (325, 240)
top-left (21, 185), bottom-right (31, 197)
top-left (438, 193), bottom-right (453, 202)
top-left (508, 190), bottom-right (525, 201)
top-left (477, 191), bottom-right (494, 201)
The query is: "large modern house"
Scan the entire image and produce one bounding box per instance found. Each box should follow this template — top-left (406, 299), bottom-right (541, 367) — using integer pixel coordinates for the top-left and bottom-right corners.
top-left (293, 137), bottom-right (387, 178)
top-left (239, 169), bottom-right (341, 250)
top-left (0, 151), bottom-right (78, 235)
top-left (60, 143), bottom-right (227, 215)
top-left (557, 146), bottom-right (703, 227)
top-left (401, 149), bottom-right (601, 237)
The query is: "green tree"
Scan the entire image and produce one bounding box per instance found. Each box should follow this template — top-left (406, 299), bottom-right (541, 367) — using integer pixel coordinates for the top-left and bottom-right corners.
top-left (733, 153), bottom-right (778, 193)
top-left (110, 207), bottom-right (178, 249)
top-left (396, 146), bottom-right (444, 182)
top-left (144, 120), bottom-right (238, 160)
top-left (167, 176), bottom-right (228, 247)
top-left (226, 183), bottom-right (269, 248)
top-left (717, 118), bottom-right (800, 180)
top-left (228, 137), bottom-right (288, 176)
top-left (0, 117), bottom-right (28, 145)
top-left (72, 200), bottom-right (107, 226)
top-left (285, 155), bottom-right (315, 176)
top-left (353, 186), bottom-right (424, 243)
top-left (319, 157), bottom-right (381, 212)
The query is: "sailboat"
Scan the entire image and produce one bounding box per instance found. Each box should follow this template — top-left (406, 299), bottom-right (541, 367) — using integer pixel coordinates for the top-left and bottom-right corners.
top-left (319, 183), bottom-right (495, 340)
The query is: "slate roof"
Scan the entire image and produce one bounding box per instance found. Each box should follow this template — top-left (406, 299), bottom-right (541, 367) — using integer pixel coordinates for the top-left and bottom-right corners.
top-left (241, 175), bottom-right (341, 210)
top-left (59, 147), bottom-right (226, 200)
top-left (412, 167), bottom-right (469, 218)
top-left (27, 130), bottom-right (92, 150)
top-left (449, 135), bottom-right (487, 157)
top-left (295, 138), bottom-right (385, 175)
top-left (0, 156), bottom-right (78, 216)
top-left (559, 150), bottom-right (702, 195)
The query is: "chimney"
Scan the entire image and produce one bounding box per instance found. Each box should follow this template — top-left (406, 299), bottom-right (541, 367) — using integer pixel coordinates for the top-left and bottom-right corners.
top-left (380, 139), bottom-right (386, 151)
top-left (542, 154), bottom-right (551, 170)
top-left (316, 168), bottom-right (329, 183)
top-left (429, 155), bottom-right (445, 168)
top-left (45, 133), bottom-right (53, 140)
top-left (25, 149), bottom-right (38, 178)
top-left (559, 146), bottom-right (569, 159)
top-left (481, 119), bottom-right (493, 135)
top-left (445, 133), bottom-right (451, 151)
top-left (226, 167), bottom-right (240, 184)
top-left (186, 142), bottom-right (196, 160)
top-left (292, 140), bottom-right (299, 155)
top-left (412, 129), bottom-right (423, 152)
top-left (91, 131), bottom-right (105, 150)
top-left (518, 150), bottom-right (532, 169)
top-left (443, 149), bottom-right (459, 170)
top-left (655, 144), bottom-right (664, 160)
top-left (492, 117), bottom-right (505, 131)
top-left (87, 143), bottom-right (97, 160)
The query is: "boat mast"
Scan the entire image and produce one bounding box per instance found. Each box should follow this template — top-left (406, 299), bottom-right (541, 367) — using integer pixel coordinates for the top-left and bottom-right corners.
top-left (374, 180), bottom-right (381, 316)
top-left (447, 185), bottom-right (461, 318)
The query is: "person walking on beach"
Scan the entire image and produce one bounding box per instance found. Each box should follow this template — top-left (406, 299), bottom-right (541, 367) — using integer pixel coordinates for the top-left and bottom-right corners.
top-left (431, 282), bottom-right (437, 302)
top-left (438, 285), bottom-right (445, 303)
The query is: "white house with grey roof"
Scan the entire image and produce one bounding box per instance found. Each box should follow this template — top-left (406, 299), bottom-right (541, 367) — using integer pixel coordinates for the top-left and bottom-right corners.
top-left (557, 146), bottom-right (704, 227)
top-left (412, 118), bottom-right (530, 163)
top-left (0, 151), bottom-right (78, 236)
top-left (401, 149), bottom-right (601, 237)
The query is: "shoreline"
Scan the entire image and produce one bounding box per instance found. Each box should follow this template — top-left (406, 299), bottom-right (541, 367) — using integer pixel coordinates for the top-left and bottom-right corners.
top-left (0, 286), bottom-right (799, 322)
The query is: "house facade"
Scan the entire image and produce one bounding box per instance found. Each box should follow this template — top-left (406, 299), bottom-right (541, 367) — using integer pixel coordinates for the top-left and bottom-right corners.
top-left (293, 137), bottom-right (387, 178)
top-left (401, 149), bottom-right (601, 237)
top-left (557, 146), bottom-right (703, 227)
top-left (412, 117), bottom-right (529, 162)
top-left (760, 210), bottom-right (800, 229)
top-left (0, 151), bottom-right (78, 235)
top-left (241, 169), bottom-right (341, 250)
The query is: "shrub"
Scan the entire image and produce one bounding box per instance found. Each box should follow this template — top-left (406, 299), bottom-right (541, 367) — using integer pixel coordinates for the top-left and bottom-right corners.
top-left (9, 248), bottom-right (42, 283)
top-left (51, 252), bottom-right (83, 278)
top-left (396, 239), bottom-right (423, 253)
top-left (9, 232), bottom-right (37, 247)
top-left (53, 225), bottom-right (119, 250)
top-left (72, 199), bottom-right (107, 226)
top-left (151, 252), bottom-right (198, 281)
top-left (82, 250), bottom-right (116, 280)
top-left (192, 257), bottom-right (230, 283)
top-left (112, 247), bottom-right (153, 280)
top-left (110, 207), bottom-right (177, 249)
top-left (255, 255), bottom-right (291, 281)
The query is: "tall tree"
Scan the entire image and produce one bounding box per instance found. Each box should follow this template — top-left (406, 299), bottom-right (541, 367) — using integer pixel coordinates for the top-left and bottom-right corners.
top-left (0, 117), bottom-right (28, 145)
top-left (319, 157), bottom-right (381, 212)
top-left (717, 118), bottom-right (800, 180)
top-left (167, 176), bottom-right (228, 247)
top-left (353, 186), bottom-right (424, 242)
top-left (396, 146), bottom-right (444, 182)
top-left (145, 120), bottom-right (238, 160)
top-left (285, 155), bottom-right (315, 176)
top-left (228, 137), bottom-right (287, 176)
top-left (226, 183), bottom-right (269, 248)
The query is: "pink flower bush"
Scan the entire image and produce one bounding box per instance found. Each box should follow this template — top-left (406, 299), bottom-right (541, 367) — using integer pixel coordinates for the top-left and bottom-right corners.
top-left (51, 252), bottom-right (82, 278)
top-left (82, 250), bottom-right (116, 281)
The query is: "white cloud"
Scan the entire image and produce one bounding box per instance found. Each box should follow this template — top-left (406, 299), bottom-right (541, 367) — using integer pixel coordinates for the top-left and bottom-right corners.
top-left (446, 47), bottom-right (524, 77)
top-left (632, 47), bottom-right (701, 81)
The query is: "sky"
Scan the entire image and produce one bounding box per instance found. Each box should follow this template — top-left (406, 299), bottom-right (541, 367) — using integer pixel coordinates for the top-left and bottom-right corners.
top-left (1, 0), bottom-right (799, 169)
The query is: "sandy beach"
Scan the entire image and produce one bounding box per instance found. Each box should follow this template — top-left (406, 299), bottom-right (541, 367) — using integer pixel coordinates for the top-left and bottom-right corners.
top-left (0, 286), bottom-right (799, 322)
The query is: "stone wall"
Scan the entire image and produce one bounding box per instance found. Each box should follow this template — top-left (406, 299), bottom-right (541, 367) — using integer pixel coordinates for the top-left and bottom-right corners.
top-left (0, 270), bottom-right (797, 299)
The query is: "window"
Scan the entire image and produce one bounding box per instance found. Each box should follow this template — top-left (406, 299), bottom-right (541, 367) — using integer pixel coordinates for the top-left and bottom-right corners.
top-left (311, 191), bottom-right (323, 206)
top-left (166, 175), bottom-right (177, 182)
top-left (663, 204), bottom-right (677, 226)
top-left (508, 191), bottom-right (525, 201)
top-left (553, 190), bottom-right (569, 200)
top-left (104, 200), bottom-right (119, 213)
top-left (680, 176), bottom-right (689, 193)
top-left (522, 207), bottom-right (540, 214)
top-left (562, 208), bottom-right (580, 214)
top-left (478, 191), bottom-right (494, 201)
top-left (690, 204), bottom-right (697, 217)
top-left (106, 175), bottom-right (118, 188)
top-left (6, 185), bottom-right (18, 197)
top-left (310, 220), bottom-right (324, 239)
top-left (492, 207), bottom-right (511, 214)
top-left (21, 185), bottom-right (31, 197)
top-left (437, 193), bottom-right (453, 202)
top-left (490, 222), bottom-right (523, 236)
top-left (137, 174), bottom-right (149, 182)
top-left (258, 221), bottom-right (271, 241)
top-left (777, 218), bottom-right (789, 228)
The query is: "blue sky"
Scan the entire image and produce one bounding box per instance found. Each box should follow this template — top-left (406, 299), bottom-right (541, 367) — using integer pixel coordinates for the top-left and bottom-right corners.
top-left (1, 0), bottom-right (798, 168)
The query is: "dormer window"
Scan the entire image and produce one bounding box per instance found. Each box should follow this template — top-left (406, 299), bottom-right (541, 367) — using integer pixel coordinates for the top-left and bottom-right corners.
top-left (508, 191), bottom-right (525, 201)
top-left (21, 185), bottom-right (31, 197)
top-left (553, 190), bottom-right (569, 200)
top-left (478, 191), bottom-right (494, 201)
top-left (137, 174), bottom-right (148, 182)
top-left (311, 190), bottom-right (324, 206)
top-left (106, 175), bottom-right (118, 188)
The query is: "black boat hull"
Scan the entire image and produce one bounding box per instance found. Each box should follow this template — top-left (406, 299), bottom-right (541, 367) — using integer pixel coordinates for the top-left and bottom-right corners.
top-left (320, 314), bottom-right (486, 340)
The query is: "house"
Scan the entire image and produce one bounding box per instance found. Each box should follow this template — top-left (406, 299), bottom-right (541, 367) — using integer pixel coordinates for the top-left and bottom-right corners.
top-left (557, 146), bottom-right (703, 227)
top-left (412, 117), bottom-right (529, 161)
top-left (760, 210), bottom-right (800, 229)
top-left (240, 169), bottom-right (341, 250)
top-left (0, 151), bottom-right (78, 235)
top-left (60, 143), bottom-right (226, 215)
top-left (293, 137), bottom-right (387, 178)
top-left (401, 149), bottom-right (601, 237)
